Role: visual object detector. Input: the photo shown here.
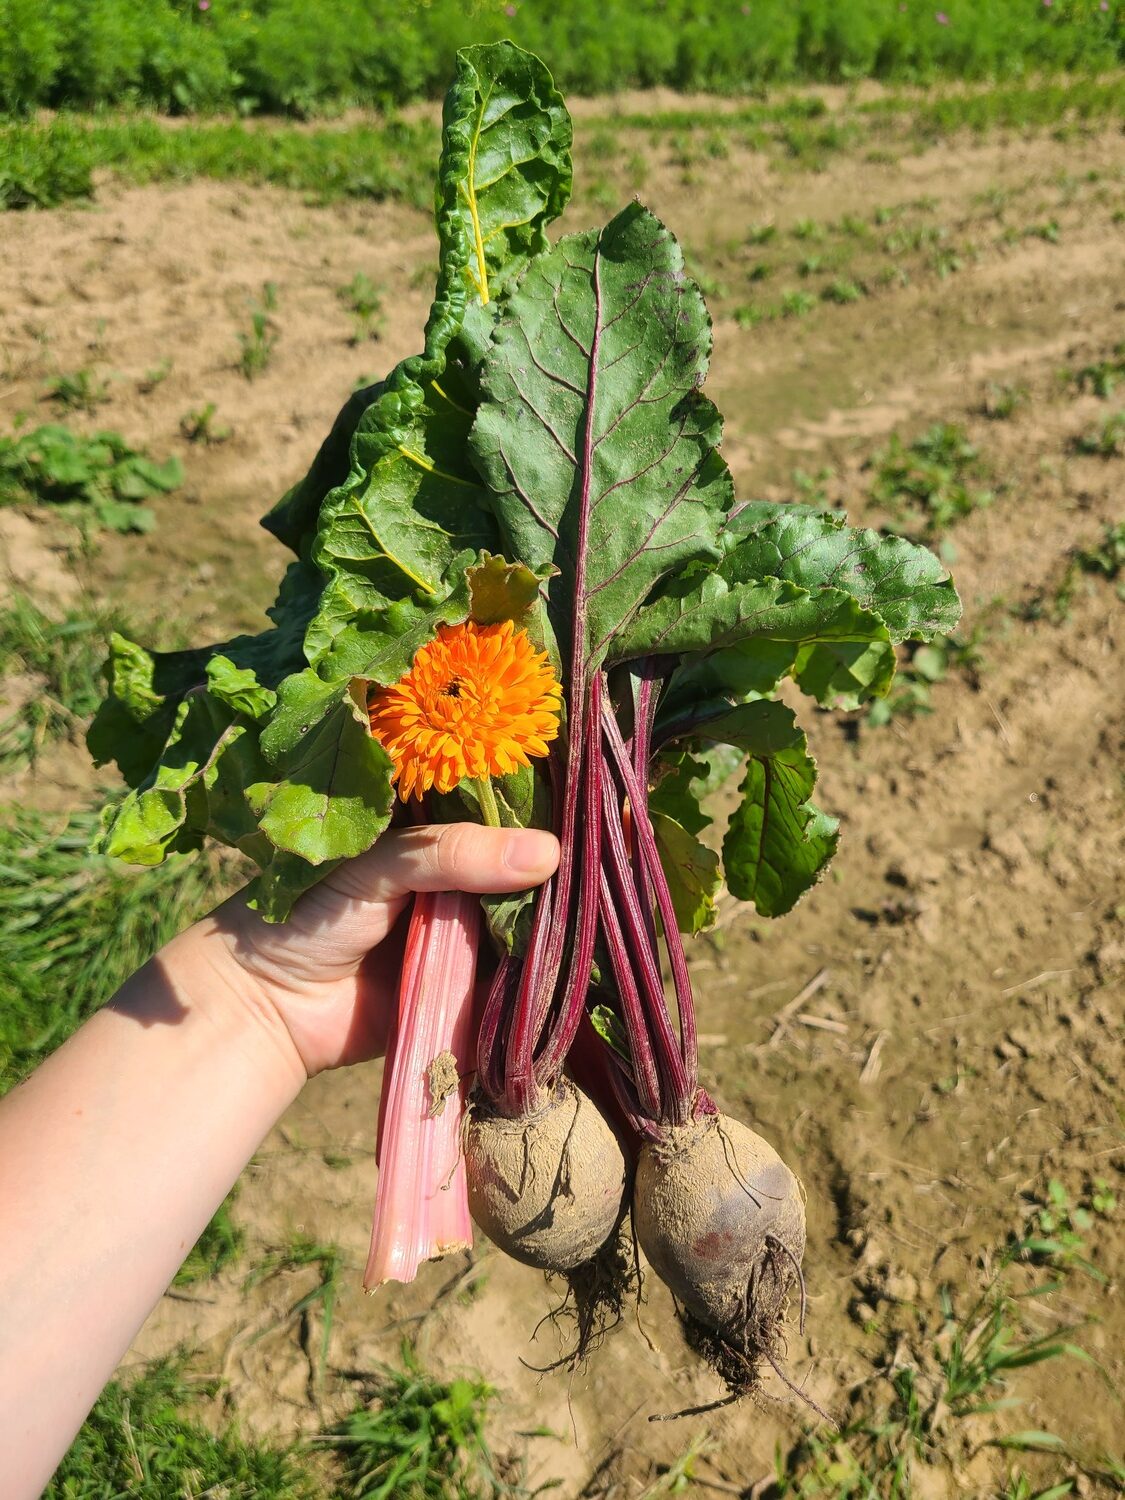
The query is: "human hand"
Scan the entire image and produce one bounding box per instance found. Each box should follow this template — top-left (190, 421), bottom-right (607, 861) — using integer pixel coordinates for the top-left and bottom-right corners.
top-left (165, 824), bottom-right (559, 1080)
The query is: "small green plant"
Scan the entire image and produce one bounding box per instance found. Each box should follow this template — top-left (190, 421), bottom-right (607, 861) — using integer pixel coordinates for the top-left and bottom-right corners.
top-left (1009, 1178), bottom-right (1116, 1284)
top-left (822, 278), bottom-right (863, 304)
top-left (237, 281), bottom-right (280, 380)
top-left (174, 1188), bottom-right (244, 1286)
top-left (780, 288), bottom-right (816, 318)
top-left (1026, 218), bottom-right (1060, 244)
top-left (732, 301), bottom-right (768, 329)
top-left (137, 357), bottom-right (173, 394)
top-left (1024, 520), bottom-right (1125, 621)
top-left (982, 382), bottom-right (1029, 420)
top-left (1072, 343), bottom-right (1125, 399)
top-left (867, 628), bottom-right (987, 727)
top-left (746, 222), bottom-right (777, 245)
top-left (772, 1262), bottom-right (1089, 1498)
top-left (339, 270), bottom-right (386, 344)
top-left (46, 367), bottom-right (111, 413)
top-left (870, 422), bottom-right (993, 535)
top-left (317, 1346), bottom-right (507, 1500)
top-left (0, 423), bottom-right (181, 534)
top-left (180, 401), bottom-right (231, 444)
top-left (1072, 410), bottom-right (1125, 457)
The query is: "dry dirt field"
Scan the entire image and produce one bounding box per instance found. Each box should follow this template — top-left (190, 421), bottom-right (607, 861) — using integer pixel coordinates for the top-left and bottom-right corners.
top-left (2, 96), bottom-right (1123, 1497)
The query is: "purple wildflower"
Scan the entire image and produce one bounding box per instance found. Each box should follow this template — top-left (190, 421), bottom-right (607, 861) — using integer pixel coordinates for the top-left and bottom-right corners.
top-left (935, 9), bottom-right (949, 22)
top-left (504, 2), bottom-right (516, 14)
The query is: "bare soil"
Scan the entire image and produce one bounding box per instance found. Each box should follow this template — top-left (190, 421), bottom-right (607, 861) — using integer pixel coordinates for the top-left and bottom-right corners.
top-left (2, 107), bottom-right (1122, 1496)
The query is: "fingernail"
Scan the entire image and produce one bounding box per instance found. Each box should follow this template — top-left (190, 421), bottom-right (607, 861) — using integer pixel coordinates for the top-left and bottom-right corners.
top-left (503, 829), bottom-right (558, 875)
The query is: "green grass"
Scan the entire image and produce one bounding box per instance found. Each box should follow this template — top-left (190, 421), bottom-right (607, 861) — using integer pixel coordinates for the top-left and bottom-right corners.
top-left (49, 1346), bottom-right (524, 1498)
top-left (244, 1235), bottom-right (343, 1389)
top-left (0, 596), bottom-right (124, 769)
top-left (0, 115), bottom-right (438, 214)
top-left (1072, 410), bottom-right (1125, 457)
top-left (0, 805), bottom-right (237, 1091)
top-left (1072, 343), bottom-right (1125, 399)
top-left (174, 1188), bottom-right (245, 1288)
top-left (237, 280), bottom-right (281, 380)
top-left (772, 1266), bottom-right (1096, 1499)
top-left (316, 1348), bottom-right (511, 1500)
top-left (1024, 519), bottom-right (1125, 621)
top-left (46, 1357), bottom-right (320, 1500)
top-left (5, 76), bottom-right (1124, 218)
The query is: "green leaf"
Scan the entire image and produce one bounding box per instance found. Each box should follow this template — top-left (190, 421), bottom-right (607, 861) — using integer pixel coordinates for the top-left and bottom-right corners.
top-left (472, 201), bottom-right (730, 673)
top-left (249, 679), bottom-right (395, 865)
top-left (310, 558), bottom-right (473, 686)
top-left (440, 42), bottom-right (573, 306)
top-left (722, 503), bottom-right (962, 642)
top-left (718, 702), bottom-right (839, 917)
top-left (651, 811), bottom-right (721, 935)
top-left (100, 695), bottom-right (243, 865)
top-left (205, 656), bottom-right (277, 721)
top-left (635, 575), bottom-right (896, 710)
top-left (262, 381), bottom-right (383, 554)
top-left (990, 1431), bottom-right (1069, 1452)
top-left (308, 393), bottom-right (495, 650)
top-left (589, 1003), bottom-right (631, 1062)
top-left (648, 746), bottom-right (742, 836)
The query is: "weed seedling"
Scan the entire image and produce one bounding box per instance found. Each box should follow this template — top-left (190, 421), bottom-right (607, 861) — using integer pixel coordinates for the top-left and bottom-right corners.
top-left (237, 282), bottom-right (279, 380)
top-left (245, 1235), bottom-right (342, 1387)
top-left (0, 596), bottom-right (124, 769)
top-left (822, 278), bottom-right (863, 304)
top-left (982, 382), bottom-right (1030, 420)
top-left (180, 402), bottom-right (232, 445)
top-left (1008, 1179), bottom-right (1111, 1284)
top-left (174, 1188), bottom-right (244, 1286)
top-left (1072, 410), bottom-right (1125, 457)
top-left (780, 288), bottom-right (816, 318)
top-left (0, 424), bottom-right (180, 535)
top-left (46, 367), bottom-right (111, 414)
top-left (338, 271), bottom-right (386, 344)
top-left (869, 422), bottom-right (993, 536)
top-left (316, 1346), bottom-right (507, 1500)
top-left (137, 357), bottom-right (173, 394)
top-left (1072, 343), bottom-right (1125, 399)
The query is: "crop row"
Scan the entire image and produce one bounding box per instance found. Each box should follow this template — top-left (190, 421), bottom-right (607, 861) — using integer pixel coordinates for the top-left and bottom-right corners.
top-left (2, 0), bottom-right (1123, 117)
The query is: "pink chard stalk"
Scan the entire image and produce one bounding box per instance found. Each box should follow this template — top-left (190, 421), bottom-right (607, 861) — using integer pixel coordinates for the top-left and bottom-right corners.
top-left (363, 889), bottom-right (480, 1289)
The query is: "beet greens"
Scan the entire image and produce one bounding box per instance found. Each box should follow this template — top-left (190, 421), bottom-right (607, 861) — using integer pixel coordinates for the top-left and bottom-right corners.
top-left (89, 39), bottom-right (962, 1379)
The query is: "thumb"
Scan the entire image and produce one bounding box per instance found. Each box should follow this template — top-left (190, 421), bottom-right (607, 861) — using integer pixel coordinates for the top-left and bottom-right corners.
top-left (221, 824), bottom-right (559, 987)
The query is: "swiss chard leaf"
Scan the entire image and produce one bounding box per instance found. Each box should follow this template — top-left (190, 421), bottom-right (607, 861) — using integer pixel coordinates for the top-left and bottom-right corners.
top-left (249, 680), bottom-right (396, 866)
top-left (441, 41), bottom-right (573, 307)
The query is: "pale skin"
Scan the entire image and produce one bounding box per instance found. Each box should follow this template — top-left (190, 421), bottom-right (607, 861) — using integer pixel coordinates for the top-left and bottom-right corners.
top-left (0, 822), bottom-right (560, 1499)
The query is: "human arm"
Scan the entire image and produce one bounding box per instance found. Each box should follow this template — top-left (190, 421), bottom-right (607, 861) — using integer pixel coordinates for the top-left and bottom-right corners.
top-left (0, 822), bottom-right (559, 1499)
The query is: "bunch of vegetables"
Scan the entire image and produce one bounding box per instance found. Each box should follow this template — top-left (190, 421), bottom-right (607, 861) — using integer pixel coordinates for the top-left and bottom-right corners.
top-left (90, 43), bottom-right (960, 1395)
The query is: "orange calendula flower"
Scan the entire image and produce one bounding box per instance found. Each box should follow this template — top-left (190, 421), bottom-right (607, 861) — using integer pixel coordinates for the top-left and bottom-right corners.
top-left (368, 619), bottom-right (563, 800)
